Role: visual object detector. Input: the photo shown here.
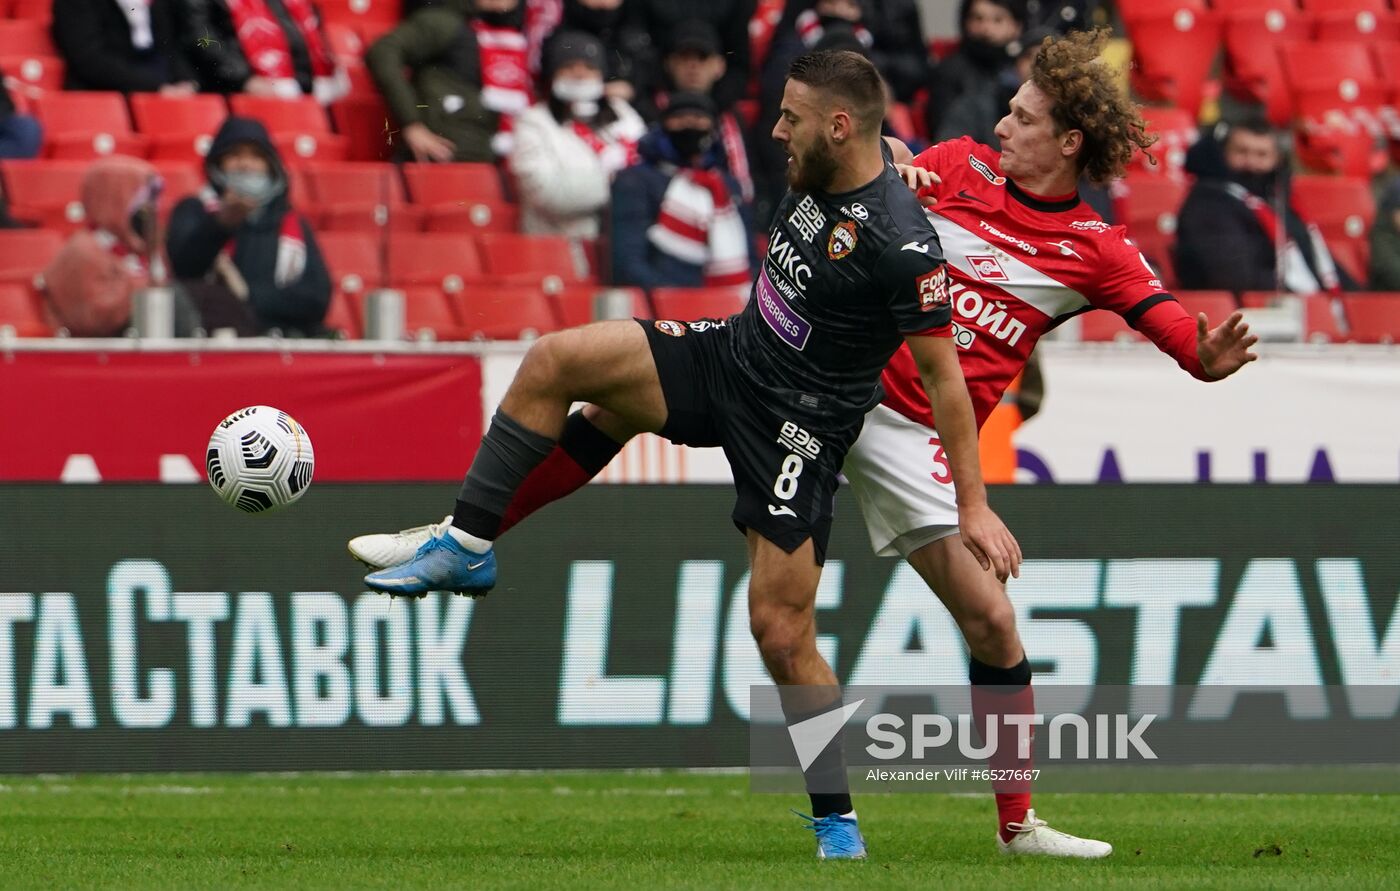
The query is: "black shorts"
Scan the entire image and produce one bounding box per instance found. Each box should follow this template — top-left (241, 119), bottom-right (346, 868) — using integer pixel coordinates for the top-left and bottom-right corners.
top-left (640, 318), bottom-right (861, 564)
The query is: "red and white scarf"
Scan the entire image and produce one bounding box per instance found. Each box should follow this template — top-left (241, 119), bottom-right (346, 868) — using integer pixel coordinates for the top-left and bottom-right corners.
top-left (200, 186), bottom-right (308, 290)
top-left (225, 0), bottom-right (335, 81)
top-left (795, 9), bottom-right (873, 49)
top-left (570, 118), bottom-right (640, 177)
top-left (647, 167), bottom-right (751, 288)
top-left (472, 20), bottom-right (531, 157)
top-left (1226, 183), bottom-right (1341, 295)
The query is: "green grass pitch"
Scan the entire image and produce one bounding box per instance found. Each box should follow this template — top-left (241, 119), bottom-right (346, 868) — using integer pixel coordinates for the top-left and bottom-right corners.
top-left (1, 772), bottom-right (1395, 890)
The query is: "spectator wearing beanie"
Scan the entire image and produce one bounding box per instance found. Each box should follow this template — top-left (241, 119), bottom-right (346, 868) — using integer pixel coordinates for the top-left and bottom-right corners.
top-left (511, 30), bottom-right (646, 238)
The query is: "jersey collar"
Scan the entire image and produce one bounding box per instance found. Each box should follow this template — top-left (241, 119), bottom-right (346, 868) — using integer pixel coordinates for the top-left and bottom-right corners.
top-left (1006, 178), bottom-right (1081, 213)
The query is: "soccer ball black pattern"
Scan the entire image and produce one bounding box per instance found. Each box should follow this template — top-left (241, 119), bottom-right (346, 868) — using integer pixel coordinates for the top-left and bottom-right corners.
top-left (206, 405), bottom-right (316, 513)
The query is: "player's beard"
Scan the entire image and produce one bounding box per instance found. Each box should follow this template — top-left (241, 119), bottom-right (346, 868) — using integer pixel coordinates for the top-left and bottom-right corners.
top-left (786, 136), bottom-right (840, 193)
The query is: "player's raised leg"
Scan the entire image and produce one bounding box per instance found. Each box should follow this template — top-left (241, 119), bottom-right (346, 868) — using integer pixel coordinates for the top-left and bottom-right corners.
top-left (905, 534), bottom-right (1111, 859)
top-left (364, 321), bottom-right (666, 596)
top-left (747, 530), bottom-right (866, 860)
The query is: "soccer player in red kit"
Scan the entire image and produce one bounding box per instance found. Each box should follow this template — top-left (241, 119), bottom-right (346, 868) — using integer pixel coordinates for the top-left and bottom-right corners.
top-left (843, 28), bottom-right (1257, 857)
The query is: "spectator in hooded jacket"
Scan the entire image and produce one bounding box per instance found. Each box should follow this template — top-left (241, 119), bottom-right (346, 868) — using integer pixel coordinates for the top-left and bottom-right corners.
top-left (1176, 119), bottom-right (1356, 295)
top-left (43, 156), bottom-right (202, 337)
top-left (511, 30), bottom-right (646, 238)
top-left (924, 0), bottom-right (1026, 145)
top-left (0, 80), bottom-right (40, 161)
top-left (611, 92), bottom-right (756, 292)
top-left (367, 0), bottom-right (531, 162)
top-left (175, 0), bottom-right (348, 102)
top-left (167, 116), bottom-right (332, 336)
top-left (53, 0), bottom-right (199, 94)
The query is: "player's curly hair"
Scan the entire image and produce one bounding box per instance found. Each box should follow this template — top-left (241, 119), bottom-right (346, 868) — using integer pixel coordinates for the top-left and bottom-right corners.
top-left (1029, 28), bottom-right (1157, 185)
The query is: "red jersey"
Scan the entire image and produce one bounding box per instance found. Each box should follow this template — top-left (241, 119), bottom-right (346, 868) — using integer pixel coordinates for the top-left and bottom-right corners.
top-left (881, 137), bottom-right (1209, 430)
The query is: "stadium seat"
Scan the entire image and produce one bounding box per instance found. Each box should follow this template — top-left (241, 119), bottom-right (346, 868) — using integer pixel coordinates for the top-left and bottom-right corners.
top-left (34, 91), bottom-right (147, 160)
top-left (324, 23), bottom-right (366, 63)
top-left (300, 161), bottom-right (423, 232)
top-left (130, 93), bottom-right (228, 162)
top-left (1300, 0), bottom-right (1398, 41)
top-left (547, 285), bottom-right (650, 329)
top-left (1175, 290), bottom-right (1239, 322)
top-left (1114, 174), bottom-right (1188, 290)
top-left (399, 284), bottom-right (466, 340)
top-left (1304, 293), bottom-right (1348, 341)
top-left (229, 95), bottom-right (346, 162)
top-left (149, 161), bottom-right (203, 221)
top-left (651, 287), bottom-right (747, 320)
top-left (317, 0), bottom-right (400, 43)
top-left (422, 199), bottom-right (521, 234)
top-left (7, 0), bottom-right (52, 23)
top-left (318, 231), bottom-right (385, 292)
top-left (0, 281), bottom-right (47, 336)
top-left (0, 159), bottom-right (88, 229)
top-left (451, 284), bottom-right (561, 340)
top-left (1279, 41), bottom-right (1385, 122)
top-left (0, 53), bottom-right (63, 90)
top-left (402, 163), bottom-right (508, 205)
top-left (1077, 309), bottom-right (1145, 342)
top-left (1221, 5), bottom-right (1311, 126)
top-left (323, 288), bottom-right (363, 339)
top-left (1291, 174), bottom-right (1374, 283)
top-left (475, 232), bottom-right (594, 285)
top-left (1132, 107), bottom-right (1199, 175)
top-left (0, 228), bottom-right (64, 285)
top-left (0, 20), bottom-right (53, 55)
top-left (328, 96), bottom-right (395, 163)
top-left (385, 232), bottom-right (484, 287)
top-left (1339, 293), bottom-right (1400, 343)
top-left (1118, 1), bottom-right (1221, 117)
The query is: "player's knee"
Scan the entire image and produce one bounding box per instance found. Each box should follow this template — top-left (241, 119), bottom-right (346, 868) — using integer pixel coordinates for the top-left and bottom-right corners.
top-left (517, 332), bottom-right (573, 392)
top-left (963, 599), bottom-right (1021, 664)
top-left (749, 607), bottom-right (811, 679)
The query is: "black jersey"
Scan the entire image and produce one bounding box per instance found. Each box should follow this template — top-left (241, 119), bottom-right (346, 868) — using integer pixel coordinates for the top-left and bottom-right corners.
top-left (729, 146), bottom-right (953, 429)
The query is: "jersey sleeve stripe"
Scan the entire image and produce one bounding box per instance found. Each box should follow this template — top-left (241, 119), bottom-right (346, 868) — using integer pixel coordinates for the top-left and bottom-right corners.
top-left (1124, 293), bottom-right (1178, 329)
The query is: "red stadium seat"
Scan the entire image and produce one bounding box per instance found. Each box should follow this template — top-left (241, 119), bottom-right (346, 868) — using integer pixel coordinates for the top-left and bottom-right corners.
top-left (0, 53), bottom-right (63, 90)
top-left (325, 23), bottom-right (366, 63)
top-left (1221, 5), bottom-right (1311, 126)
top-left (1175, 290), bottom-right (1239, 323)
top-left (1119, 1), bottom-right (1221, 118)
top-left (323, 288), bottom-right (363, 339)
top-left (1291, 174), bottom-right (1374, 283)
top-left (0, 281), bottom-right (47, 336)
top-left (229, 95), bottom-right (346, 162)
top-left (0, 20), bottom-right (53, 55)
top-left (652, 286), bottom-right (747, 321)
top-left (329, 96), bottom-right (395, 163)
top-left (1300, 0), bottom-right (1398, 41)
top-left (1339, 293), bottom-right (1400, 343)
top-left (1077, 309), bottom-right (1145, 342)
top-left (131, 93), bottom-right (228, 162)
top-left (315, 231), bottom-right (384, 292)
top-left (1304, 293), bottom-right (1347, 341)
top-left (548, 285), bottom-right (650, 329)
top-left (149, 161), bottom-right (203, 221)
top-left (317, 0), bottom-right (401, 41)
top-left (7, 0), bottom-right (52, 22)
top-left (423, 199), bottom-right (521, 234)
top-left (0, 228), bottom-right (64, 284)
top-left (300, 161), bottom-right (423, 232)
top-left (1279, 41), bottom-right (1384, 121)
top-left (34, 92), bottom-right (147, 160)
top-left (475, 232), bottom-right (593, 285)
top-left (403, 163), bottom-right (508, 204)
top-left (0, 160), bottom-right (88, 229)
top-left (1114, 174), bottom-right (1188, 289)
top-left (1131, 106), bottom-right (1199, 175)
top-left (451, 284), bottom-right (561, 340)
top-left (399, 284), bottom-right (466, 340)
top-left (385, 232), bottom-right (483, 287)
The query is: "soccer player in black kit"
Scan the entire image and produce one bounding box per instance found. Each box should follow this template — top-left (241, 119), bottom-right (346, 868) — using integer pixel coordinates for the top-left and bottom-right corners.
top-left (364, 50), bottom-right (1021, 860)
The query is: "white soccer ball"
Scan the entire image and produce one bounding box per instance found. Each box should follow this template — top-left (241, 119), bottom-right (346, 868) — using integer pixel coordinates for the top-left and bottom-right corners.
top-left (206, 405), bottom-right (315, 513)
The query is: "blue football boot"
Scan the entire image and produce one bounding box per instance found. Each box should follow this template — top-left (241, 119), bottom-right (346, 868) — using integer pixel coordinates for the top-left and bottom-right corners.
top-left (795, 811), bottom-right (867, 860)
top-left (364, 528), bottom-right (496, 597)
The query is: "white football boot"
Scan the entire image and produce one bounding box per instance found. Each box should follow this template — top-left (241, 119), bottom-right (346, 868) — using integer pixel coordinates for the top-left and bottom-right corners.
top-left (348, 515), bottom-right (452, 569)
top-left (996, 809), bottom-right (1113, 859)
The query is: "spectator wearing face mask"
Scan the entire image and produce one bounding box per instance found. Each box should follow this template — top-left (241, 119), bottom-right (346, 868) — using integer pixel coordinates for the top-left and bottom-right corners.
top-left (367, 0), bottom-right (530, 162)
top-left (611, 91), bottom-right (756, 291)
top-left (166, 116), bottom-right (332, 336)
top-left (554, 0), bottom-right (655, 109)
top-left (510, 30), bottom-right (646, 238)
top-left (1176, 118), bottom-right (1356, 295)
top-left (43, 156), bottom-right (202, 337)
top-left (925, 0), bottom-right (1026, 146)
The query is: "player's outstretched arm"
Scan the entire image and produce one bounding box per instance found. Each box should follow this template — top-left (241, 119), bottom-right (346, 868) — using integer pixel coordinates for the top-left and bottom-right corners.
top-left (905, 334), bottom-right (1023, 582)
